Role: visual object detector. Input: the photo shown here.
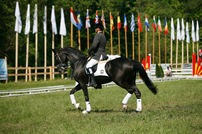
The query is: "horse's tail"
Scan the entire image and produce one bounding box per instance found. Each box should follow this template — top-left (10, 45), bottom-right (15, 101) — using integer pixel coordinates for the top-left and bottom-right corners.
top-left (133, 61), bottom-right (158, 94)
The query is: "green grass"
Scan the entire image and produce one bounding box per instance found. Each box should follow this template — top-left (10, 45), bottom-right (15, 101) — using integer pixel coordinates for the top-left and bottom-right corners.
top-left (0, 80), bottom-right (202, 133)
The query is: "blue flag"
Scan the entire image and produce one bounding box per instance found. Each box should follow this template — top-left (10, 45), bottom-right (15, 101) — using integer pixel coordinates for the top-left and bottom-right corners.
top-left (77, 10), bottom-right (83, 30)
top-left (130, 13), bottom-right (135, 32)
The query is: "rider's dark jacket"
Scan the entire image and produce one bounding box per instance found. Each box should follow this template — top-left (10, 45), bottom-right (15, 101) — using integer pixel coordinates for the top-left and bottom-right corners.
top-left (88, 31), bottom-right (107, 61)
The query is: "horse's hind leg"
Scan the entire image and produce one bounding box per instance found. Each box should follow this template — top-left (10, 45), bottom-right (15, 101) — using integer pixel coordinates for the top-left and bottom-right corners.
top-left (70, 83), bottom-right (82, 109)
top-left (133, 86), bottom-right (142, 112)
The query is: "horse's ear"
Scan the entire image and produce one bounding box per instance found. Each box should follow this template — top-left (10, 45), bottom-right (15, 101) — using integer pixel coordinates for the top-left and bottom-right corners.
top-left (52, 49), bottom-right (56, 55)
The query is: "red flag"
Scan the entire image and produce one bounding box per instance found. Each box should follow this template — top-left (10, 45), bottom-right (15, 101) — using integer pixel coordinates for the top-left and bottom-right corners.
top-left (110, 15), bottom-right (115, 31)
top-left (142, 58), bottom-right (146, 68)
top-left (138, 14), bottom-right (142, 32)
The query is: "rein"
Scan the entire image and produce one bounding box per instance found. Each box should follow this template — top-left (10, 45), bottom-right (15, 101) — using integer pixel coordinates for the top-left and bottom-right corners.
top-left (55, 53), bottom-right (67, 70)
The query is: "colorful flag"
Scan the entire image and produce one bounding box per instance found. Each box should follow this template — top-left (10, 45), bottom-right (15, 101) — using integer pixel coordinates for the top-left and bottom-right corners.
top-left (101, 12), bottom-right (106, 29)
top-left (130, 13), bottom-right (135, 32)
top-left (138, 14), bottom-right (142, 32)
top-left (186, 22), bottom-right (190, 43)
top-left (110, 15), bottom-right (115, 31)
top-left (15, 1), bottom-right (22, 33)
top-left (171, 18), bottom-right (175, 40)
top-left (158, 17), bottom-right (162, 32)
top-left (124, 14), bottom-right (127, 31)
top-left (43, 6), bottom-right (47, 34)
top-left (181, 18), bottom-right (185, 41)
top-left (25, 4), bottom-right (30, 35)
top-left (70, 7), bottom-right (78, 27)
top-left (60, 8), bottom-right (66, 36)
top-left (177, 18), bottom-right (181, 40)
top-left (77, 10), bottom-right (83, 30)
top-left (196, 21), bottom-right (199, 42)
top-left (85, 9), bottom-right (91, 29)
top-left (95, 10), bottom-right (99, 24)
top-left (152, 16), bottom-right (157, 32)
top-left (164, 18), bottom-right (168, 35)
top-left (117, 14), bottom-right (121, 29)
top-left (191, 20), bottom-right (195, 42)
top-left (33, 4), bottom-right (37, 34)
top-left (145, 14), bottom-right (149, 31)
top-left (51, 6), bottom-right (57, 34)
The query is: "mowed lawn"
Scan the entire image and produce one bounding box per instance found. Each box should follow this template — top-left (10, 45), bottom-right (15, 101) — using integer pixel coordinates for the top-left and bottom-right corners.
top-left (0, 80), bottom-right (202, 134)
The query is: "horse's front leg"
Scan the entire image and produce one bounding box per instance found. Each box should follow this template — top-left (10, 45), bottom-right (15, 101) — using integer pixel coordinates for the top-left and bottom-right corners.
top-left (80, 83), bottom-right (91, 114)
top-left (70, 83), bottom-right (82, 109)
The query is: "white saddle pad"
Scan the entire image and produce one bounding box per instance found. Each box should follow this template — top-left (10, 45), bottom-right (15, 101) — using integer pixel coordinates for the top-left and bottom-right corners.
top-left (94, 62), bottom-right (108, 77)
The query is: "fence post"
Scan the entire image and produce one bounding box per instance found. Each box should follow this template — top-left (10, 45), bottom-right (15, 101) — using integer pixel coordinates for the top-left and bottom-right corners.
top-left (50, 66), bottom-right (52, 81)
top-left (29, 67), bottom-right (31, 82)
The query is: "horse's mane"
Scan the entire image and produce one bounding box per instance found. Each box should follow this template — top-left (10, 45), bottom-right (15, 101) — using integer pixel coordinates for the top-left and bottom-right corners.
top-left (60, 47), bottom-right (88, 59)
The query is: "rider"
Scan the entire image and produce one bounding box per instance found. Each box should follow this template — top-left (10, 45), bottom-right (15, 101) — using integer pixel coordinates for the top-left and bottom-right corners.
top-left (86, 23), bottom-right (107, 87)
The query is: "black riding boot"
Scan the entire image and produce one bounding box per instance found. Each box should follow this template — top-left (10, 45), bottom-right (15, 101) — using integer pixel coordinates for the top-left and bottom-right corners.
top-left (87, 68), bottom-right (97, 87)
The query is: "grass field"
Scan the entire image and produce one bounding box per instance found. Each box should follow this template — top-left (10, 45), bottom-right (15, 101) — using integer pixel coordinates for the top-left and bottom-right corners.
top-left (0, 79), bottom-right (202, 133)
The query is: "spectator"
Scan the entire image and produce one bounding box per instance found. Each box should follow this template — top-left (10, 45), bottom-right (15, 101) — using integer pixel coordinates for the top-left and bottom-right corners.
top-left (165, 66), bottom-right (172, 77)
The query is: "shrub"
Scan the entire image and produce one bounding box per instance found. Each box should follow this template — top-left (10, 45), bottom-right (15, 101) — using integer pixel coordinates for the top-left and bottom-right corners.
top-left (156, 64), bottom-right (164, 78)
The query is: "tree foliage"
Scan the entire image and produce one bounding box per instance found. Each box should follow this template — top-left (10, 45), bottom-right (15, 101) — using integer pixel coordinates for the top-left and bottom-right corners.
top-left (1, 0), bottom-right (202, 68)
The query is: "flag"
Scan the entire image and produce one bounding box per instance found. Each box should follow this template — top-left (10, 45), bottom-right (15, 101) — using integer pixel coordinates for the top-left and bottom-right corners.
top-left (117, 14), bottom-right (121, 29)
top-left (177, 18), bottom-right (181, 40)
top-left (130, 13), bottom-right (135, 32)
top-left (85, 9), bottom-right (91, 29)
top-left (181, 18), bottom-right (185, 40)
top-left (51, 6), bottom-right (57, 34)
top-left (152, 16), bottom-right (157, 32)
top-left (164, 18), bottom-right (168, 35)
top-left (60, 8), bottom-right (66, 36)
top-left (95, 10), bottom-right (99, 24)
top-left (158, 17), bottom-right (162, 32)
top-left (124, 14), bottom-right (127, 31)
top-left (171, 18), bottom-right (175, 40)
top-left (191, 20), bottom-right (195, 42)
top-left (101, 12), bottom-right (106, 29)
top-left (77, 10), bottom-right (83, 31)
top-left (70, 7), bottom-right (78, 27)
top-left (25, 4), bottom-right (30, 35)
top-left (43, 6), bottom-right (47, 34)
top-left (186, 22), bottom-right (190, 43)
top-left (15, 1), bottom-right (22, 33)
top-left (33, 4), bottom-right (37, 34)
top-left (110, 15), bottom-right (115, 31)
top-left (196, 21), bottom-right (199, 42)
top-left (145, 14), bottom-right (149, 31)
top-left (138, 14), bottom-right (142, 32)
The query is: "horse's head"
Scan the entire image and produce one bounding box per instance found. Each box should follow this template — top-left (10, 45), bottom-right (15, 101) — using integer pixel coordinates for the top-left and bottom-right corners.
top-left (199, 47), bottom-right (202, 59)
top-left (52, 49), bottom-right (68, 74)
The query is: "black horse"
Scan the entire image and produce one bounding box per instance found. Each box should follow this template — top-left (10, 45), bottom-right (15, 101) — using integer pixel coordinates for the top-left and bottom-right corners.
top-left (52, 47), bottom-right (157, 114)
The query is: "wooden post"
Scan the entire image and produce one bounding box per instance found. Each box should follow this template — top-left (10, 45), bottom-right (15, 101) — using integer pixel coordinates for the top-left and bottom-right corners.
top-left (145, 18), bottom-right (147, 64)
top-left (5, 56), bottom-right (8, 84)
top-left (35, 4), bottom-right (38, 82)
top-left (102, 10), bottom-right (105, 34)
top-left (192, 41), bottom-right (194, 54)
top-left (78, 30), bottom-right (81, 50)
top-left (125, 24), bottom-right (128, 58)
top-left (50, 66), bottom-right (52, 81)
top-left (52, 32), bottom-right (55, 80)
top-left (153, 18), bottom-right (155, 64)
top-left (132, 32), bottom-right (134, 60)
top-left (61, 35), bottom-right (64, 79)
top-left (171, 39), bottom-right (173, 65)
top-left (87, 28), bottom-right (89, 49)
top-left (138, 26), bottom-right (140, 62)
top-left (197, 41), bottom-right (199, 58)
top-left (110, 12), bottom-right (113, 55)
top-left (15, 32), bottom-right (18, 82)
top-left (117, 12), bottom-right (121, 56)
top-left (182, 40), bottom-right (184, 66)
top-left (176, 38), bottom-right (178, 68)
top-left (29, 67), bottom-right (31, 82)
top-left (71, 7), bottom-right (73, 48)
top-left (25, 33), bottom-right (29, 82)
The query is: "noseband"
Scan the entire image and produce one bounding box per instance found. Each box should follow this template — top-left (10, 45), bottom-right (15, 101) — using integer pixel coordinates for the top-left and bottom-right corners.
top-left (55, 53), bottom-right (67, 71)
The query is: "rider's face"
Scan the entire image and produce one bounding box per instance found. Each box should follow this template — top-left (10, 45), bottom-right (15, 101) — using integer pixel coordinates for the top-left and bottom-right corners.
top-left (95, 28), bottom-right (99, 33)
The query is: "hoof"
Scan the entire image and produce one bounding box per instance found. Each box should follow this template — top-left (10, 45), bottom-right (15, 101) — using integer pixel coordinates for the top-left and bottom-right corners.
top-left (134, 110), bottom-right (142, 113)
top-left (75, 103), bottom-right (81, 109)
top-left (123, 105), bottom-right (128, 111)
top-left (82, 110), bottom-right (90, 114)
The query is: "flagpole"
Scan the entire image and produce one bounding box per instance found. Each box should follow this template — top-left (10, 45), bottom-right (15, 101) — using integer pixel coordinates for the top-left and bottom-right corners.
top-left (78, 30), bottom-right (81, 50)
top-left (159, 27), bottom-right (161, 64)
top-left (192, 41), bottom-right (194, 54)
top-left (15, 32), bottom-right (18, 82)
top-left (138, 26), bottom-right (140, 62)
top-left (197, 41), bottom-right (199, 58)
top-left (165, 34), bottom-right (166, 63)
top-left (153, 16), bottom-right (155, 64)
top-left (118, 12), bottom-right (120, 56)
top-left (87, 28), bottom-right (89, 49)
top-left (44, 6), bottom-right (47, 81)
top-left (110, 12), bottom-right (113, 55)
top-left (145, 14), bottom-right (147, 65)
top-left (25, 33), bottom-right (29, 82)
top-left (176, 38), bottom-right (178, 68)
top-left (187, 42), bottom-right (189, 63)
top-left (35, 4), bottom-right (38, 81)
top-left (171, 38), bottom-right (173, 65)
top-left (71, 7), bottom-right (73, 47)
top-left (52, 6), bottom-right (55, 80)
top-left (132, 32), bottom-right (134, 60)
top-left (125, 18), bottom-right (128, 58)
top-left (102, 10), bottom-right (104, 34)
top-left (182, 40), bottom-right (184, 66)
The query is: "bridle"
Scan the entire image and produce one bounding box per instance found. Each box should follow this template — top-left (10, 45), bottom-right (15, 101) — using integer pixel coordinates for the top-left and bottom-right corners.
top-left (55, 53), bottom-right (67, 72)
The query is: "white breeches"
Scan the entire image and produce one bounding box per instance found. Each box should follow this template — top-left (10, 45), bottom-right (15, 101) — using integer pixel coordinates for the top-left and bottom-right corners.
top-left (86, 59), bottom-right (98, 69)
